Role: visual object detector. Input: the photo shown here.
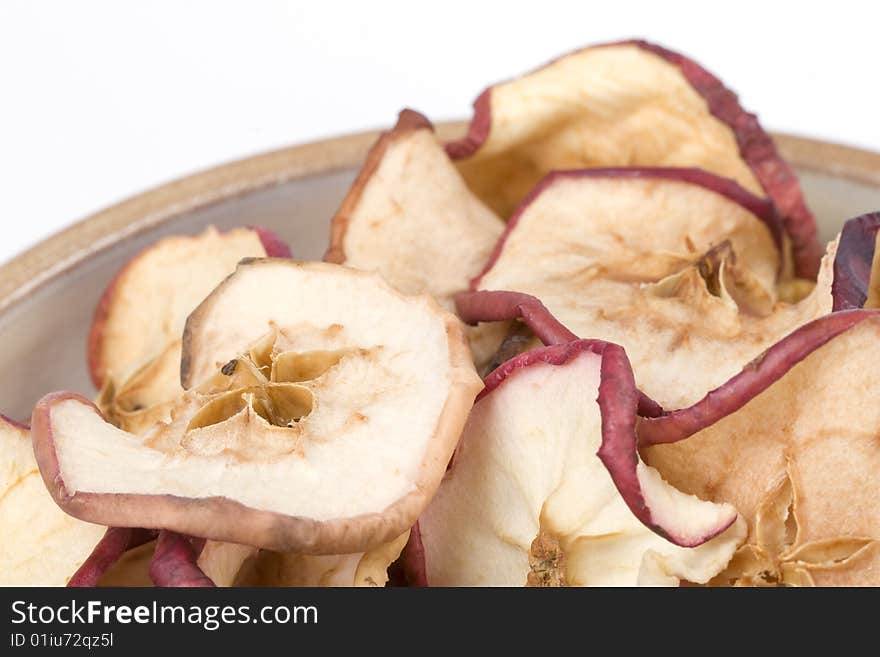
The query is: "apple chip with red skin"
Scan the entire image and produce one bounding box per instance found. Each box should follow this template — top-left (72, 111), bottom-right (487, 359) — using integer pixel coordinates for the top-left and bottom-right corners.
top-left (642, 311), bottom-right (880, 586)
top-left (414, 340), bottom-right (744, 586)
top-left (68, 527), bottom-right (158, 586)
top-left (830, 212), bottom-right (880, 311)
top-left (87, 226), bottom-right (295, 585)
top-left (448, 39), bottom-right (820, 278)
top-left (91, 225), bottom-right (410, 586)
top-left (0, 416), bottom-right (107, 585)
top-left (97, 339), bottom-right (183, 436)
top-left (33, 260), bottom-right (482, 554)
top-left (473, 168), bottom-right (831, 409)
top-left (0, 414), bottom-right (213, 587)
top-left (88, 225), bottom-right (291, 392)
top-left (0, 415), bottom-right (253, 587)
top-left (326, 109), bottom-right (504, 312)
top-left (101, 389), bottom-right (400, 587)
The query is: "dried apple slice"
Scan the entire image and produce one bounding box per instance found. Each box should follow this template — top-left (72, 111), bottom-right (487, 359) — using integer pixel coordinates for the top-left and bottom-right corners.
top-left (415, 340), bottom-right (744, 586)
top-left (3, 415), bottom-right (255, 588)
top-left (476, 168), bottom-right (783, 296)
top-left (473, 169), bottom-right (830, 408)
top-left (88, 225), bottom-right (291, 390)
top-left (144, 531), bottom-right (257, 587)
top-left (98, 339), bottom-right (183, 434)
top-left (642, 311), bottom-right (880, 585)
top-left (95, 345), bottom-right (258, 586)
top-left (831, 212), bottom-right (880, 310)
top-left (68, 527), bottom-right (157, 586)
top-left (149, 532), bottom-right (217, 587)
top-left (86, 532), bottom-right (254, 588)
top-left (448, 39), bottom-right (820, 277)
top-left (325, 109), bottom-right (505, 367)
top-left (326, 109), bottom-right (504, 311)
top-left (33, 260), bottom-right (482, 553)
top-left (0, 416), bottom-right (107, 585)
top-left (235, 532), bottom-right (409, 587)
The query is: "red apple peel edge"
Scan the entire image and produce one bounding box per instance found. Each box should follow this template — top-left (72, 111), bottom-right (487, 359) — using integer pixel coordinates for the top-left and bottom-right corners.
top-left (447, 38), bottom-right (820, 277)
top-left (68, 527), bottom-right (158, 587)
top-left (469, 168), bottom-right (784, 290)
top-left (86, 226), bottom-right (291, 389)
top-left (831, 212), bottom-right (880, 311)
top-left (407, 339), bottom-right (737, 582)
top-left (455, 289), bottom-right (663, 416)
top-left (149, 531), bottom-right (215, 587)
top-left (325, 109), bottom-right (433, 265)
top-left (638, 310), bottom-right (879, 446)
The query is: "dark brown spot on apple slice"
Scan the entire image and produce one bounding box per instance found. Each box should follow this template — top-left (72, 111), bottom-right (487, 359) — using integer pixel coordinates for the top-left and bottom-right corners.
top-left (526, 532), bottom-right (566, 587)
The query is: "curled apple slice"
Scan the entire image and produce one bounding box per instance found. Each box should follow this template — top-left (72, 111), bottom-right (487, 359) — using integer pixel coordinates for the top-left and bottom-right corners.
top-left (68, 527), bottom-right (157, 587)
top-left (34, 260), bottom-right (481, 553)
top-left (473, 169), bottom-right (831, 408)
top-left (415, 341), bottom-right (743, 586)
top-left (88, 225), bottom-right (291, 390)
top-left (147, 529), bottom-right (260, 587)
top-left (831, 212), bottom-right (880, 311)
top-left (93, 531), bottom-right (254, 588)
top-left (326, 109), bottom-right (503, 310)
top-left (643, 311), bottom-right (880, 585)
top-left (0, 416), bottom-right (107, 585)
top-left (455, 290), bottom-right (576, 346)
top-left (448, 39), bottom-right (819, 277)
top-left (455, 289), bottom-right (663, 418)
top-left (149, 532), bottom-right (216, 587)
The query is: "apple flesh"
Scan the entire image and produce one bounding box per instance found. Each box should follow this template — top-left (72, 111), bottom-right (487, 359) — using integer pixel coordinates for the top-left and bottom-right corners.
top-left (326, 109), bottom-right (503, 312)
top-left (637, 310), bottom-right (871, 446)
top-left (87, 225), bottom-right (291, 391)
top-left (415, 340), bottom-right (743, 586)
top-left (68, 527), bottom-right (157, 587)
top-left (831, 212), bottom-right (880, 310)
top-left (0, 416), bottom-right (109, 586)
top-left (33, 260), bottom-right (481, 554)
top-left (471, 169), bottom-right (832, 409)
top-left (448, 39), bottom-right (820, 278)
top-left (326, 109), bottom-right (504, 367)
top-left (475, 168), bottom-right (785, 295)
top-left (643, 311), bottom-right (880, 585)
top-left (94, 348), bottom-right (259, 587)
top-left (96, 339), bottom-right (182, 435)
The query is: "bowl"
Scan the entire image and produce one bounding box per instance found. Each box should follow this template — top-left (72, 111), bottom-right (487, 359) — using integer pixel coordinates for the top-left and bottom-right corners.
top-left (1, 125), bottom-right (879, 423)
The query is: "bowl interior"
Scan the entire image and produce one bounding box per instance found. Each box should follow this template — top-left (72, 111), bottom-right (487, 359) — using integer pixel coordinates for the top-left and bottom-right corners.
top-left (1, 165), bottom-right (879, 423)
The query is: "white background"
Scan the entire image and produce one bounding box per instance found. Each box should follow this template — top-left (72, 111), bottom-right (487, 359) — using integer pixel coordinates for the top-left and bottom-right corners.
top-left (1, 0), bottom-right (878, 266)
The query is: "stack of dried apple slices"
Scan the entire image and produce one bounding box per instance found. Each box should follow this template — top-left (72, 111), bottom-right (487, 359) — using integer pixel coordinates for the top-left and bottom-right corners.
top-left (30, 249), bottom-right (481, 586)
top-left (5, 39), bottom-right (878, 587)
